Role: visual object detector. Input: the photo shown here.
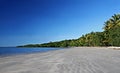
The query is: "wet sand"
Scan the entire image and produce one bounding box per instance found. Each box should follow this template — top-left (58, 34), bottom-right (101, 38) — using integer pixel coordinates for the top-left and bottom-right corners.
top-left (0, 47), bottom-right (120, 73)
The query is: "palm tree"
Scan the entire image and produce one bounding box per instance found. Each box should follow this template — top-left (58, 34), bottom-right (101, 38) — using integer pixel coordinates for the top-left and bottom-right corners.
top-left (103, 14), bottom-right (120, 31)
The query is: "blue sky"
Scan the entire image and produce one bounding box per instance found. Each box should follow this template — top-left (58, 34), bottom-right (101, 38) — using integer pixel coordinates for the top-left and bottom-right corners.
top-left (0, 0), bottom-right (120, 46)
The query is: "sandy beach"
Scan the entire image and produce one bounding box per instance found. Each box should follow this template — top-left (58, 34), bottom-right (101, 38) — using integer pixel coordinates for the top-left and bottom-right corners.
top-left (0, 47), bottom-right (120, 73)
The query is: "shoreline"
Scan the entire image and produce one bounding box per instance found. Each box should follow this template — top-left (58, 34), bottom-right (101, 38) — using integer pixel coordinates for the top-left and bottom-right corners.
top-left (0, 47), bottom-right (64, 58)
top-left (0, 46), bottom-right (119, 58)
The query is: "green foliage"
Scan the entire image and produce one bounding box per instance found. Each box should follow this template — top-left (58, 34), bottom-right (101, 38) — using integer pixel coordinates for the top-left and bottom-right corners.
top-left (18, 14), bottom-right (120, 47)
top-left (103, 14), bottom-right (120, 46)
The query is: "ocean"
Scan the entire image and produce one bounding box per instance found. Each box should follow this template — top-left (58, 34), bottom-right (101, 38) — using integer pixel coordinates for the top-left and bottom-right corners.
top-left (0, 47), bottom-right (63, 57)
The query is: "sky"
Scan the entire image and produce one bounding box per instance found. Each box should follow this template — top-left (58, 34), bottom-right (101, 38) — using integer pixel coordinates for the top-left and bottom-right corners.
top-left (0, 0), bottom-right (120, 47)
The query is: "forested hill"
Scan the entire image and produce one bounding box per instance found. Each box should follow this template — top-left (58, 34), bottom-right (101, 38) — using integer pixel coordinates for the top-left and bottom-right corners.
top-left (19, 14), bottom-right (120, 47)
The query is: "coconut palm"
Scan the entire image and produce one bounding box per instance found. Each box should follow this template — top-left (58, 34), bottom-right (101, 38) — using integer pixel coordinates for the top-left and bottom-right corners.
top-left (103, 14), bottom-right (120, 31)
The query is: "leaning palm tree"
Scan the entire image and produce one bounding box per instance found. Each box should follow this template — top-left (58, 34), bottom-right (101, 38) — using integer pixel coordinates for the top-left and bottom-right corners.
top-left (110, 14), bottom-right (120, 27)
top-left (103, 14), bottom-right (120, 31)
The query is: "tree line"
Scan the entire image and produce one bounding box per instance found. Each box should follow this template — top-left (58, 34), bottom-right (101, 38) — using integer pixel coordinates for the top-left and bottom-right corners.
top-left (19, 14), bottom-right (120, 47)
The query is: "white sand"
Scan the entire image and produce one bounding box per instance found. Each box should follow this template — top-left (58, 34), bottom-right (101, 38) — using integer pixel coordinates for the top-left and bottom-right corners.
top-left (0, 47), bottom-right (120, 73)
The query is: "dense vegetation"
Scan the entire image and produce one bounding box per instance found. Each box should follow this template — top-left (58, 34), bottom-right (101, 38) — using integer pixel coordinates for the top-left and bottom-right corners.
top-left (19, 14), bottom-right (120, 47)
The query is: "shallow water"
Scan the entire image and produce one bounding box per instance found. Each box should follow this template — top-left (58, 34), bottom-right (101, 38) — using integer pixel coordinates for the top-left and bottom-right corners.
top-left (0, 47), bottom-right (63, 57)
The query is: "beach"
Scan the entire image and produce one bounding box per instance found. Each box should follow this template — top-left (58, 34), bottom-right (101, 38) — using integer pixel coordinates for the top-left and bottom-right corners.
top-left (0, 47), bottom-right (120, 73)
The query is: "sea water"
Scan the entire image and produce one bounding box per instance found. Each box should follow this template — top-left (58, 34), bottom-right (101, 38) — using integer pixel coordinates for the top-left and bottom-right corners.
top-left (0, 47), bottom-right (63, 57)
